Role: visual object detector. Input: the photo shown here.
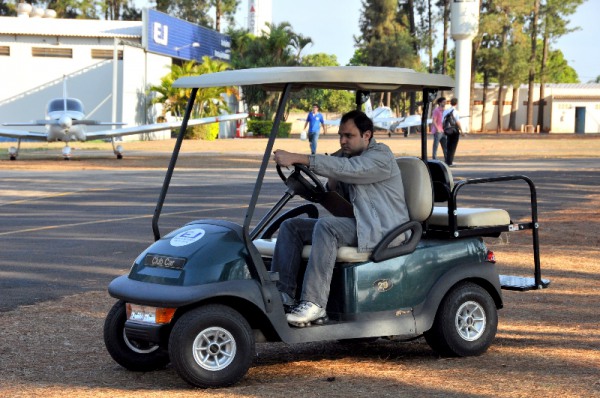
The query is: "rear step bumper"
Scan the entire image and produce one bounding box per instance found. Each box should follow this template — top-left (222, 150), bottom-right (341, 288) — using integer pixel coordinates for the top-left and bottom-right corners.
top-left (500, 275), bottom-right (551, 291)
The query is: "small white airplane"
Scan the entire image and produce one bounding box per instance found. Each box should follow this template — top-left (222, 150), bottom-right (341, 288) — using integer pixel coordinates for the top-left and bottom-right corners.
top-left (0, 78), bottom-right (247, 160)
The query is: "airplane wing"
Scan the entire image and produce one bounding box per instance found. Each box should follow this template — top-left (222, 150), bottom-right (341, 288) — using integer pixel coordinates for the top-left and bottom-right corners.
top-left (0, 127), bottom-right (48, 141)
top-left (3, 120), bottom-right (127, 126)
top-left (392, 116), bottom-right (433, 130)
top-left (84, 113), bottom-right (248, 141)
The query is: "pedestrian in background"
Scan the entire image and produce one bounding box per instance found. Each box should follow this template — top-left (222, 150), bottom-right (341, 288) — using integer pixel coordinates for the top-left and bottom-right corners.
top-left (442, 97), bottom-right (463, 167)
top-left (304, 103), bottom-right (326, 154)
top-left (431, 97), bottom-right (447, 161)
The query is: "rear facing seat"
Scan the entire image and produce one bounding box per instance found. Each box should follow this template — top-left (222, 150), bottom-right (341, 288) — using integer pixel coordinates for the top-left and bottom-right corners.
top-left (253, 157), bottom-right (433, 263)
top-left (426, 159), bottom-right (511, 229)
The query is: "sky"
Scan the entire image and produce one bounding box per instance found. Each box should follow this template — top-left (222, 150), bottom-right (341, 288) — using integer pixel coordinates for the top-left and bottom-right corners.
top-left (140, 0), bottom-right (599, 83)
top-left (265, 0), bottom-right (599, 82)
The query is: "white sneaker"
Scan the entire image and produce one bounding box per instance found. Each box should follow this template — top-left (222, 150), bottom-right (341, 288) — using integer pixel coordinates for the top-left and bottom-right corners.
top-left (286, 301), bottom-right (327, 327)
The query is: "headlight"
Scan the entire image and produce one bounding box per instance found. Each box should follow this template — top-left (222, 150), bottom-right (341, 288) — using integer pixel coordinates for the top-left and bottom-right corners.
top-left (126, 303), bottom-right (176, 324)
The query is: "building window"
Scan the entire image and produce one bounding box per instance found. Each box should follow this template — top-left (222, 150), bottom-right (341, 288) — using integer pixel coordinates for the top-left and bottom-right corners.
top-left (32, 47), bottom-right (73, 58)
top-left (0, 46), bottom-right (9, 56)
top-left (92, 49), bottom-right (123, 60)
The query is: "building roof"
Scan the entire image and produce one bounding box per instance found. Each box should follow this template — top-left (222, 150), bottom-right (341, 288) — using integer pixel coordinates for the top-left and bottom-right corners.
top-left (0, 16), bottom-right (142, 39)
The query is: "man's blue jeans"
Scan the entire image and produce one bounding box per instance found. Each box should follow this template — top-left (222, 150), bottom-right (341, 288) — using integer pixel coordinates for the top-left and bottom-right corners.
top-left (271, 217), bottom-right (358, 308)
top-left (432, 132), bottom-right (447, 160)
top-left (308, 131), bottom-right (320, 154)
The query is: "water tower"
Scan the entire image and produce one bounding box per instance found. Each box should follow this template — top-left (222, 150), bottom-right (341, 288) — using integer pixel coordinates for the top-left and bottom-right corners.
top-left (451, 0), bottom-right (479, 132)
top-left (248, 0), bottom-right (272, 36)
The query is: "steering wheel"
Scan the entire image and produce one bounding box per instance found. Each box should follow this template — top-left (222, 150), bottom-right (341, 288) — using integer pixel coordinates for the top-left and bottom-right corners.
top-left (276, 163), bottom-right (326, 202)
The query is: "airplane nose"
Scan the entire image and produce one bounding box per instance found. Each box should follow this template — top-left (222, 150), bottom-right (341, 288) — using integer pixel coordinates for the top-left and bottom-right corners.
top-left (59, 115), bottom-right (72, 130)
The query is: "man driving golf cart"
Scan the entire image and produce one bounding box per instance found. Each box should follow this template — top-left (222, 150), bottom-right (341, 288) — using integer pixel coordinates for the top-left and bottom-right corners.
top-left (104, 66), bottom-right (549, 389)
top-left (272, 110), bottom-right (410, 327)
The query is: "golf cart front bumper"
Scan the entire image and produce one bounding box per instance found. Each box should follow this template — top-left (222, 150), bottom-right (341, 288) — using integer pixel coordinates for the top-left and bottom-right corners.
top-left (124, 320), bottom-right (168, 343)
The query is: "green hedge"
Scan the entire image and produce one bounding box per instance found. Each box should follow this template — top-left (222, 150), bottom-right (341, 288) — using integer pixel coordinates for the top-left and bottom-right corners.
top-left (247, 120), bottom-right (292, 138)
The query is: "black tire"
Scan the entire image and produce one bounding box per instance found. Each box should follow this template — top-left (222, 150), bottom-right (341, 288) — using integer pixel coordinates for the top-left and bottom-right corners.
top-left (169, 304), bottom-right (255, 388)
top-left (424, 281), bottom-right (497, 357)
top-left (103, 300), bottom-right (170, 371)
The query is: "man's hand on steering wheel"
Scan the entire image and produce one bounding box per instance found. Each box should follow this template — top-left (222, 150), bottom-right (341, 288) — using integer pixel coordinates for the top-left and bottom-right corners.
top-left (273, 149), bottom-right (309, 168)
top-left (273, 150), bottom-right (326, 202)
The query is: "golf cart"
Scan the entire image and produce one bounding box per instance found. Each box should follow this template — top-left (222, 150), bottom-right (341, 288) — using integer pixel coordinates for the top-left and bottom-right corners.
top-left (103, 67), bottom-right (550, 388)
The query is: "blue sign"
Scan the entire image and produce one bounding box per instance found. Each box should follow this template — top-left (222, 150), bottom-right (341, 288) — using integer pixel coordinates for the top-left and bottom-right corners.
top-left (142, 9), bottom-right (231, 62)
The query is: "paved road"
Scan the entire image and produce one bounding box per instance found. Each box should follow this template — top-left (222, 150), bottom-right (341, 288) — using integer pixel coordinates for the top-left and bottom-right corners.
top-left (0, 157), bottom-right (598, 312)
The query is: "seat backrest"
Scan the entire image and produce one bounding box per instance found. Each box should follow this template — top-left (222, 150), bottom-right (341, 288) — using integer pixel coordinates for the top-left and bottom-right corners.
top-left (396, 157), bottom-right (433, 222)
top-left (426, 159), bottom-right (454, 203)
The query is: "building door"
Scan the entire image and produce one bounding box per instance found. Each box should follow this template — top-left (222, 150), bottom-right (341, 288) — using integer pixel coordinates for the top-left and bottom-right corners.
top-left (575, 107), bottom-right (586, 134)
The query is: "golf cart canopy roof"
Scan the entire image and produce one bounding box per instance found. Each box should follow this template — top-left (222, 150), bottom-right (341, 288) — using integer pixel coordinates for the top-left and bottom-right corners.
top-left (173, 66), bottom-right (454, 92)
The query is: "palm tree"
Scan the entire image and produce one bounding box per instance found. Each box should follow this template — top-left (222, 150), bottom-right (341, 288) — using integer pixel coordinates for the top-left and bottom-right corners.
top-left (149, 58), bottom-right (236, 119)
top-left (290, 33), bottom-right (313, 63)
top-left (194, 56), bottom-right (238, 117)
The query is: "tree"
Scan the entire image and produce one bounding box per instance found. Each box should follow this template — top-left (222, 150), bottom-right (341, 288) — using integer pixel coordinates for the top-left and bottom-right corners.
top-left (536, 0), bottom-right (583, 128)
top-left (290, 33), bottom-right (313, 63)
top-left (426, 0), bottom-right (434, 72)
top-left (163, 0), bottom-right (212, 27)
top-left (526, 0), bottom-right (540, 128)
top-left (540, 47), bottom-right (578, 83)
top-left (148, 58), bottom-right (233, 120)
top-left (209, 0), bottom-right (240, 32)
top-left (436, 0), bottom-right (451, 75)
top-left (0, 0), bottom-right (16, 16)
top-left (228, 22), bottom-right (313, 120)
top-left (356, 0), bottom-right (419, 113)
top-left (356, 0), bottom-right (419, 67)
top-left (120, 1), bottom-right (142, 21)
top-left (288, 53), bottom-right (354, 114)
top-left (47, 0), bottom-right (98, 19)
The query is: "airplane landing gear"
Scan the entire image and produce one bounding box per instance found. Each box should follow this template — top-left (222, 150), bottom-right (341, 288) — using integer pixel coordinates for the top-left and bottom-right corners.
top-left (62, 145), bottom-right (72, 160)
top-left (8, 139), bottom-right (20, 160)
top-left (111, 138), bottom-right (124, 159)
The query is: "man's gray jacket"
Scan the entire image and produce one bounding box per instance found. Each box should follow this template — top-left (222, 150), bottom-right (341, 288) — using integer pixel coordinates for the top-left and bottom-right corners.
top-left (308, 139), bottom-right (410, 253)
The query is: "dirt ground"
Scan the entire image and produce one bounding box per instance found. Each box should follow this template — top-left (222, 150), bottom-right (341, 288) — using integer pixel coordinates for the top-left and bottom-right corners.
top-left (0, 134), bottom-right (599, 397)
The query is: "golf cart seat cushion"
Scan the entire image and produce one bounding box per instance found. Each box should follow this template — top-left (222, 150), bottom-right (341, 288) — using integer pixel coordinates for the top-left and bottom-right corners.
top-left (252, 238), bottom-right (370, 263)
top-left (429, 206), bottom-right (511, 227)
top-left (425, 159), bottom-right (512, 228)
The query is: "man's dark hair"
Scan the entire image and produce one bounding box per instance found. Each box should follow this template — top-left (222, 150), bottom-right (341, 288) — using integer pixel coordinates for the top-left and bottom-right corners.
top-left (312, 103), bottom-right (319, 109)
top-left (437, 97), bottom-right (446, 105)
top-left (450, 98), bottom-right (458, 106)
top-left (340, 110), bottom-right (374, 140)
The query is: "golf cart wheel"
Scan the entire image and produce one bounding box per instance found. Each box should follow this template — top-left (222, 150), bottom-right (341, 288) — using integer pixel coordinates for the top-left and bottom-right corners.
top-left (424, 281), bottom-right (497, 357)
top-left (103, 300), bottom-right (169, 371)
top-left (169, 304), bottom-right (255, 388)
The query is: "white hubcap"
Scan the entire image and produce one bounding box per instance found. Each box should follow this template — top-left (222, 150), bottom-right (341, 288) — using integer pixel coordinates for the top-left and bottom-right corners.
top-left (455, 300), bottom-right (486, 341)
top-left (192, 326), bottom-right (236, 371)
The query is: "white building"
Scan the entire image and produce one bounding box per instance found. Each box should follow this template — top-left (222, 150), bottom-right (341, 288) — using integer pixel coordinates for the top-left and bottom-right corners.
top-left (468, 83), bottom-right (600, 134)
top-left (0, 8), bottom-right (234, 142)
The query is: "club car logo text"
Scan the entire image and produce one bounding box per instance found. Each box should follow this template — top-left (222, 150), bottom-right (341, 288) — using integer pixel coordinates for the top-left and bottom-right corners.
top-left (143, 254), bottom-right (186, 270)
top-left (170, 228), bottom-right (206, 247)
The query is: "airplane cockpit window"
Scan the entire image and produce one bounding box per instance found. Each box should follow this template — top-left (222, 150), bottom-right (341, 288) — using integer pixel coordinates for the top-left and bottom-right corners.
top-left (47, 98), bottom-right (85, 113)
